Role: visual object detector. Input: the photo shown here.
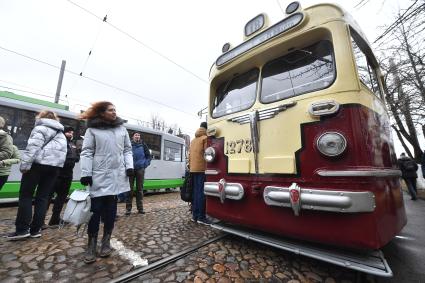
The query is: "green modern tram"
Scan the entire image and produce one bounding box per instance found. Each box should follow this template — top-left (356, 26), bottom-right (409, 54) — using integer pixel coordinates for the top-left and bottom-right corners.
top-left (0, 91), bottom-right (186, 203)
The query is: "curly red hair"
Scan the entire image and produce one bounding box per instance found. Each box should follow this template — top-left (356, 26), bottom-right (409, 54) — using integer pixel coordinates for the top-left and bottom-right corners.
top-left (79, 101), bottom-right (114, 120)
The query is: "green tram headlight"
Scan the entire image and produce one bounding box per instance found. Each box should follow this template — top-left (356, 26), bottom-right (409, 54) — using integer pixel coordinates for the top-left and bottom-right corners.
top-left (204, 147), bottom-right (216, 163)
top-left (316, 132), bottom-right (347, 157)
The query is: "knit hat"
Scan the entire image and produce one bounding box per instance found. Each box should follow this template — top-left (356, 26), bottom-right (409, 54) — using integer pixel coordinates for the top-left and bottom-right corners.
top-left (64, 126), bottom-right (74, 133)
top-left (200, 122), bottom-right (207, 129)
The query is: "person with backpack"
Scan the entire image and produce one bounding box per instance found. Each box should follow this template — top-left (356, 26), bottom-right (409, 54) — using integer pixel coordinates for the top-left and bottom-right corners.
top-left (126, 132), bottom-right (151, 215)
top-left (46, 126), bottom-right (80, 227)
top-left (7, 110), bottom-right (67, 240)
top-left (0, 145), bottom-right (20, 190)
top-left (398, 153), bottom-right (418, 200)
top-left (79, 101), bottom-right (133, 264)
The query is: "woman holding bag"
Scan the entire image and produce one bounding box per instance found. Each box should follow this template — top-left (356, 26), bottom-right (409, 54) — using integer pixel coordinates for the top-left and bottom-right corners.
top-left (7, 110), bottom-right (67, 240)
top-left (79, 101), bottom-right (133, 264)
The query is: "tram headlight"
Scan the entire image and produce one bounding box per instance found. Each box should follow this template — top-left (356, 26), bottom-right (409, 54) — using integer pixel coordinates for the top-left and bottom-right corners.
top-left (204, 147), bottom-right (216, 163)
top-left (316, 132), bottom-right (347, 157)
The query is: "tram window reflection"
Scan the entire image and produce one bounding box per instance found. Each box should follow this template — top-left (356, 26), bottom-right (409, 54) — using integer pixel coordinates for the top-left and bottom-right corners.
top-left (127, 130), bottom-right (161, 160)
top-left (0, 105), bottom-right (15, 134)
top-left (13, 109), bottom-right (37, 150)
top-left (261, 40), bottom-right (335, 104)
top-left (350, 29), bottom-right (382, 98)
top-left (164, 140), bottom-right (183, 162)
top-left (212, 68), bottom-right (258, 118)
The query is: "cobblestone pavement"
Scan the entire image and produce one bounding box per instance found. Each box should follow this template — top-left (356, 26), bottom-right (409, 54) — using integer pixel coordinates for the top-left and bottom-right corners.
top-left (132, 236), bottom-right (362, 283)
top-left (0, 192), bottom-right (220, 282)
top-left (0, 192), bottom-right (367, 283)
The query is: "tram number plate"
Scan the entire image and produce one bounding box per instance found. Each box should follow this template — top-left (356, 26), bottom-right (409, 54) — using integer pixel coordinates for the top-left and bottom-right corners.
top-left (225, 139), bottom-right (252, 154)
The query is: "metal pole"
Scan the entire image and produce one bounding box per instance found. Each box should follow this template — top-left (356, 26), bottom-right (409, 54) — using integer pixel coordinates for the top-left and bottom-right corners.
top-left (54, 60), bottom-right (66, 104)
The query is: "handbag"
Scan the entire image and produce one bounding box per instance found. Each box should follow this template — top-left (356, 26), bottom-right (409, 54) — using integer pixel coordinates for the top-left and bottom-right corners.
top-left (180, 170), bottom-right (193, 202)
top-left (61, 188), bottom-right (92, 234)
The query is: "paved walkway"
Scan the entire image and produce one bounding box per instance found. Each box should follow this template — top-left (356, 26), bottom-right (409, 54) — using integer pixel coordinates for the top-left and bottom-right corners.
top-left (0, 191), bottom-right (421, 282)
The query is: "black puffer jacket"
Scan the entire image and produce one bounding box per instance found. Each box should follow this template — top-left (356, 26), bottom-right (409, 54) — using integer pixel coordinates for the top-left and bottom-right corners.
top-left (398, 156), bottom-right (418, 179)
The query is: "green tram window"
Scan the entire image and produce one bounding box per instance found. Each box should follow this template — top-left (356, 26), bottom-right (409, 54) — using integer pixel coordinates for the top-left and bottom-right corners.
top-left (127, 130), bottom-right (162, 160)
top-left (212, 68), bottom-right (259, 118)
top-left (163, 140), bottom-right (183, 162)
top-left (260, 40), bottom-right (336, 103)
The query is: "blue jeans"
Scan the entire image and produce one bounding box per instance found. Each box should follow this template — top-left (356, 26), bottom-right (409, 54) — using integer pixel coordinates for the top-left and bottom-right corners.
top-left (192, 173), bottom-right (206, 221)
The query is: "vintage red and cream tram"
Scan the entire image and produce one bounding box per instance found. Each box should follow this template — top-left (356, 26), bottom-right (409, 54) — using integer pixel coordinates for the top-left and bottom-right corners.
top-left (204, 1), bottom-right (406, 254)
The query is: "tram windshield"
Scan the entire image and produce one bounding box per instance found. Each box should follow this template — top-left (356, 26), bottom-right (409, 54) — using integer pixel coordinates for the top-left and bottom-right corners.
top-left (261, 40), bottom-right (335, 103)
top-left (212, 68), bottom-right (258, 118)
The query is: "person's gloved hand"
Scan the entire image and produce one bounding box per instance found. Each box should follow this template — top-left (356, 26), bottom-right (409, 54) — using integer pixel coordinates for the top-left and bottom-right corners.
top-left (126, 169), bottom-right (134, 177)
top-left (80, 176), bottom-right (93, 186)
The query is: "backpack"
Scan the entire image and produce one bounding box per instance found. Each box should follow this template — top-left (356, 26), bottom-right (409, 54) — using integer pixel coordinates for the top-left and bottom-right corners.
top-left (180, 171), bottom-right (193, 202)
top-left (61, 189), bottom-right (92, 234)
top-left (142, 142), bottom-right (152, 167)
top-left (404, 160), bottom-right (416, 171)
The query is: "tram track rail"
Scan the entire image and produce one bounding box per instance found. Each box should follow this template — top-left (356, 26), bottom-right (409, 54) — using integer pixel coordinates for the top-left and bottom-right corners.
top-left (110, 233), bottom-right (228, 283)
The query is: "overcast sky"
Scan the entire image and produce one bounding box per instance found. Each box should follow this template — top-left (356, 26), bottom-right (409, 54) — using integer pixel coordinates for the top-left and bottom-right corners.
top-left (0, 0), bottom-right (412, 142)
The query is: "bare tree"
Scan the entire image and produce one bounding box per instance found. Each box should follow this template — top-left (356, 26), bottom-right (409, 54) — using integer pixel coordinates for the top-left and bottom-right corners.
top-left (376, 1), bottom-right (425, 160)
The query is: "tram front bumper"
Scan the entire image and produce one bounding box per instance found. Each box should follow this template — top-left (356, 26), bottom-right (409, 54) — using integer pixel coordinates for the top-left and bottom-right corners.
top-left (204, 181), bottom-right (376, 216)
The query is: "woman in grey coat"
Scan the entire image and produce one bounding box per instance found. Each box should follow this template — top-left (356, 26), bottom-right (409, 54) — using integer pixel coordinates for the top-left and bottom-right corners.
top-left (7, 110), bottom-right (67, 240)
top-left (79, 101), bottom-right (133, 263)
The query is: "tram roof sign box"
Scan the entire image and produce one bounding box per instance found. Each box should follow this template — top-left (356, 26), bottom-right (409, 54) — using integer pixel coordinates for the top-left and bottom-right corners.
top-left (0, 91), bottom-right (69, 110)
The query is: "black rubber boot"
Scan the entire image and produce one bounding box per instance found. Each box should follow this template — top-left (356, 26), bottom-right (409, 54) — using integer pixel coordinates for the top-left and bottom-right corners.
top-left (48, 212), bottom-right (61, 226)
top-left (99, 231), bottom-right (113, 258)
top-left (84, 234), bottom-right (97, 264)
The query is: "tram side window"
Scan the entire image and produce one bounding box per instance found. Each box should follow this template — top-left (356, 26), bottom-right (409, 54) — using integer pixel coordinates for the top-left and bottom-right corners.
top-left (350, 32), bottom-right (382, 98)
top-left (12, 109), bottom-right (37, 150)
top-left (261, 40), bottom-right (336, 103)
top-left (127, 130), bottom-right (162, 160)
top-left (0, 105), bottom-right (15, 134)
top-left (212, 68), bottom-right (259, 118)
top-left (163, 140), bottom-right (183, 162)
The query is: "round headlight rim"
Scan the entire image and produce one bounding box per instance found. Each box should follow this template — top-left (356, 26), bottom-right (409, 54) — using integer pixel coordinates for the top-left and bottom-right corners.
top-left (204, 146), bottom-right (216, 163)
top-left (316, 131), bottom-right (347, 157)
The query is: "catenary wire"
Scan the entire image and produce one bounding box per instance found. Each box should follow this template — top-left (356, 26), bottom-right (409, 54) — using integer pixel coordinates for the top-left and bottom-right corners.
top-left (0, 45), bottom-right (198, 117)
top-left (65, 0), bottom-right (208, 84)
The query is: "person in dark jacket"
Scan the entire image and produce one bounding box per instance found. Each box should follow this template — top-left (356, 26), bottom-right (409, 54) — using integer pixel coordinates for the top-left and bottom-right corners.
top-left (46, 126), bottom-right (80, 227)
top-left (126, 132), bottom-right (151, 215)
top-left (398, 153), bottom-right (418, 200)
top-left (7, 110), bottom-right (67, 240)
top-left (79, 101), bottom-right (133, 263)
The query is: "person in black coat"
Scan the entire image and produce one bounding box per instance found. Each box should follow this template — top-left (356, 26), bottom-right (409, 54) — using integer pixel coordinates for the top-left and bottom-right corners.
top-left (398, 153), bottom-right (418, 200)
top-left (46, 126), bottom-right (80, 226)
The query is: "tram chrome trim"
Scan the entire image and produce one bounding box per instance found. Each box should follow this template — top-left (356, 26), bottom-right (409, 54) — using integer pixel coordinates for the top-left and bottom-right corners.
top-left (317, 169), bottom-right (402, 177)
top-left (204, 182), bottom-right (244, 200)
top-left (263, 185), bottom-right (375, 213)
top-left (228, 101), bottom-right (297, 124)
top-left (205, 169), bottom-right (220, 175)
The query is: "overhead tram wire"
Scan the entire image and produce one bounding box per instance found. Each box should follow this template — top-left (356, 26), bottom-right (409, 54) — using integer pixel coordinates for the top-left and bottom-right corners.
top-left (0, 45), bottom-right (198, 118)
top-left (373, 0), bottom-right (421, 44)
top-left (65, 0), bottom-right (208, 85)
top-left (0, 81), bottom-right (195, 133)
top-left (66, 11), bottom-right (109, 102)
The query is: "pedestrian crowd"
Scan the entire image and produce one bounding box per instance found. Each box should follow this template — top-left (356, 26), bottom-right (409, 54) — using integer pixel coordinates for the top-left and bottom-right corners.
top-left (0, 101), bottom-right (156, 263)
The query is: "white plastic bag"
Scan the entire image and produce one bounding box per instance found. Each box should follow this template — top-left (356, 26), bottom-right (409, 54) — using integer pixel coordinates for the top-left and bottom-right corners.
top-left (62, 189), bottom-right (92, 232)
